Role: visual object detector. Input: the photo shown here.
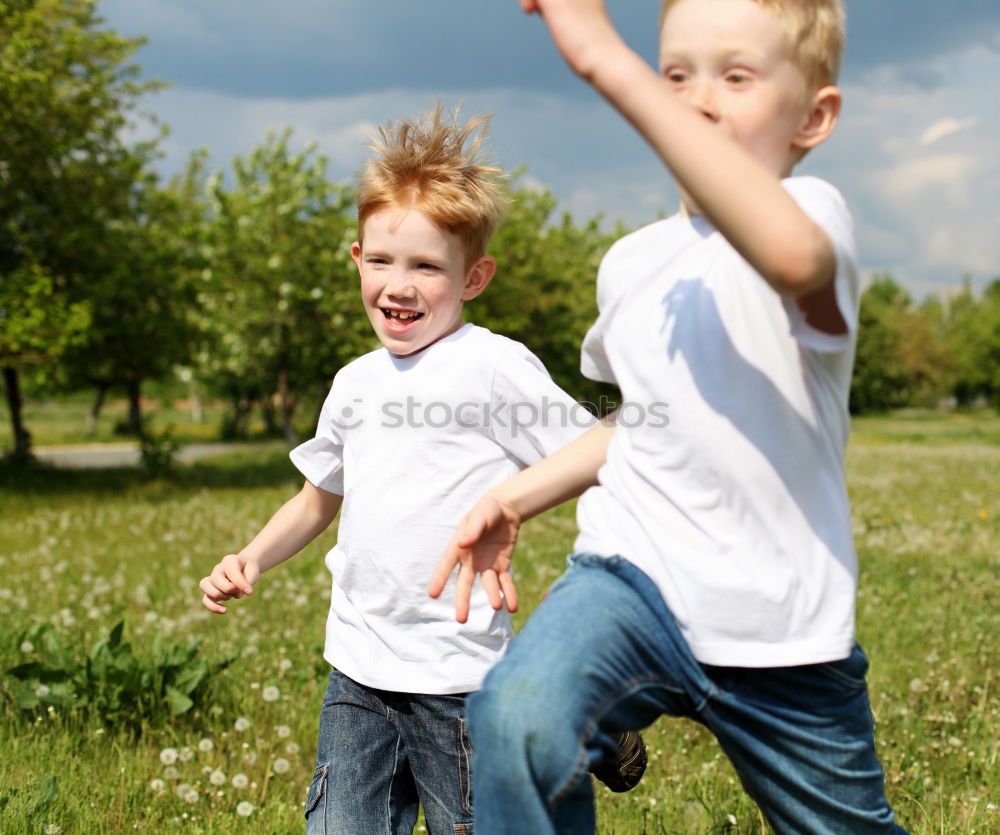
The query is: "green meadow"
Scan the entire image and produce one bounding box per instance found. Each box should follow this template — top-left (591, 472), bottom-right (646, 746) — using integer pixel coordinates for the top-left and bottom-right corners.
top-left (1, 411), bottom-right (997, 834)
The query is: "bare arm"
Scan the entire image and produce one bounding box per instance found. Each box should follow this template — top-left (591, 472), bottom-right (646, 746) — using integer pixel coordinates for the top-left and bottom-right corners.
top-left (199, 480), bottom-right (343, 613)
top-left (520, 0), bottom-right (845, 329)
top-left (429, 417), bottom-right (615, 622)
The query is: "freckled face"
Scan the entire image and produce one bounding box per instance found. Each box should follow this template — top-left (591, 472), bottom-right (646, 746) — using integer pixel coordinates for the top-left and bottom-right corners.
top-left (659, 0), bottom-right (813, 208)
top-left (352, 208), bottom-right (487, 357)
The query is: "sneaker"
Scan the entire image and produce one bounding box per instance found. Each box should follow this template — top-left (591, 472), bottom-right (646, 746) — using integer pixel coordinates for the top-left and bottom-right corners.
top-left (591, 730), bottom-right (647, 792)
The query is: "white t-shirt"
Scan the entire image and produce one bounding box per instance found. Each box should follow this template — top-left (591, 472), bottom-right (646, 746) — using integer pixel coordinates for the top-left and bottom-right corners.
top-left (575, 176), bottom-right (860, 668)
top-left (292, 323), bottom-right (594, 694)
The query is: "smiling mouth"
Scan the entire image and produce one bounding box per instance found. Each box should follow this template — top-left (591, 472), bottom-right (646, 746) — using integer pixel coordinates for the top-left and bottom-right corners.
top-left (382, 308), bottom-right (424, 322)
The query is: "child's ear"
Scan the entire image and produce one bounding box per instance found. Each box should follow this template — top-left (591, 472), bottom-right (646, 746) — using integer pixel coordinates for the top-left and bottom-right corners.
top-left (794, 85), bottom-right (841, 152)
top-left (462, 256), bottom-right (497, 301)
top-left (350, 242), bottom-right (362, 270)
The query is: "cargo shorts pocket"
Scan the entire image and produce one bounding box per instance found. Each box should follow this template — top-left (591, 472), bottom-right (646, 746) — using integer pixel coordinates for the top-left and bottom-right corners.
top-left (304, 763), bottom-right (328, 821)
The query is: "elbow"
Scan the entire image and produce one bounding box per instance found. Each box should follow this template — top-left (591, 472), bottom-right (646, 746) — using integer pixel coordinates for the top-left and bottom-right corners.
top-left (762, 226), bottom-right (836, 298)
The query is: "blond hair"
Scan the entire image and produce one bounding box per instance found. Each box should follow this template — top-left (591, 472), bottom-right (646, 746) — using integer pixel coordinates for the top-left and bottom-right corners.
top-left (356, 104), bottom-right (506, 268)
top-left (660, 0), bottom-right (845, 90)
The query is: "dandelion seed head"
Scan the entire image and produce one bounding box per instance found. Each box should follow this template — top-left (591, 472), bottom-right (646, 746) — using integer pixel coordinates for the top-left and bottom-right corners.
top-left (210, 770), bottom-right (226, 786)
top-left (231, 772), bottom-right (249, 788)
top-left (159, 747), bottom-right (179, 765)
top-left (179, 747), bottom-right (194, 762)
top-left (276, 725), bottom-right (291, 738)
top-left (262, 685), bottom-right (280, 703)
top-left (236, 801), bottom-right (254, 817)
top-left (44, 825), bottom-right (62, 835)
top-left (20, 641), bottom-right (34, 653)
top-left (279, 658), bottom-right (293, 672)
top-left (162, 766), bottom-right (180, 781)
top-left (35, 684), bottom-right (51, 698)
top-left (184, 788), bottom-right (199, 804)
top-left (198, 737), bottom-right (214, 752)
top-left (273, 757), bottom-right (291, 774)
top-left (285, 742), bottom-right (300, 756)
top-left (149, 778), bottom-right (165, 792)
top-left (234, 717), bottom-right (251, 732)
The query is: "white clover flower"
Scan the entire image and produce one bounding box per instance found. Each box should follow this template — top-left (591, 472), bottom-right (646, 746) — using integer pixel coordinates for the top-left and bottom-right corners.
top-left (234, 717), bottom-right (251, 732)
top-left (162, 766), bottom-right (180, 781)
top-left (35, 684), bottom-right (50, 698)
top-left (149, 779), bottom-right (165, 792)
top-left (262, 685), bottom-right (280, 703)
top-left (209, 770), bottom-right (226, 786)
top-left (183, 788), bottom-right (200, 804)
top-left (272, 758), bottom-right (290, 774)
top-left (19, 640), bottom-right (34, 653)
top-left (285, 742), bottom-right (300, 756)
top-left (160, 748), bottom-right (179, 765)
top-left (231, 773), bottom-right (249, 789)
top-left (179, 747), bottom-right (194, 762)
top-left (276, 725), bottom-right (291, 738)
top-left (236, 801), bottom-right (254, 817)
top-left (198, 738), bottom-right (214, 752)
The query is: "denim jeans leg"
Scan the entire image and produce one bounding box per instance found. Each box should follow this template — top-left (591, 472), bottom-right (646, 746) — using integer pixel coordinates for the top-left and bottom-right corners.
top-left (397, 691), bottom-right (475, 835)
top-left (702, 647), bottom-right (908, 835)
top-left (305, 671), bottom-right (419, 835)
top-left (467, 554), bottom-right (698, 835)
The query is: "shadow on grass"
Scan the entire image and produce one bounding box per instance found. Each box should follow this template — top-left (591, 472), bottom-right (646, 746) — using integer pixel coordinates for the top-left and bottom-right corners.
top-left (0, 448), bottom-right (300, 498)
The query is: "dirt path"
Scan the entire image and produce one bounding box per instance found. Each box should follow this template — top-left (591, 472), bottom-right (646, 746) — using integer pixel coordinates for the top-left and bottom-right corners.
top-left (32, 441), bottom-right (286, 469)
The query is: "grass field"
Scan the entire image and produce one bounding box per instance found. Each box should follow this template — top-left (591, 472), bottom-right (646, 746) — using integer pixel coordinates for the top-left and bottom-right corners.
top-left (1, 410), bottom-right (997, 833)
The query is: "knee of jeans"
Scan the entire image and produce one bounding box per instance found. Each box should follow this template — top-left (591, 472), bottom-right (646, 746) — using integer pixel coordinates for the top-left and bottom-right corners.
top-left (469, 675), bottom-right (581, 778)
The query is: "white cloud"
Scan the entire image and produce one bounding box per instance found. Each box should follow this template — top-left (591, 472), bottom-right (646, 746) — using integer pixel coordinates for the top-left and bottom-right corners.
top-left (920, 116), bottom-right (979, 145)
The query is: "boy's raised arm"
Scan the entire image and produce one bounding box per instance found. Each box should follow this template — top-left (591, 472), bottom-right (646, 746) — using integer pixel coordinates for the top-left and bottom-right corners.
top-left (199, 480), bottom-right (342, 613)
top-left (521, 0), bottom-right (844, 329)
top-left (430, 417), bottom-right (615, 622)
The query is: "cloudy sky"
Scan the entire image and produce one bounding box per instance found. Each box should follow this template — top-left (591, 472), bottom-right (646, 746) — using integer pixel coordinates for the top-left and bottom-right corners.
top-left (100, 0), bottom-right (999, 298)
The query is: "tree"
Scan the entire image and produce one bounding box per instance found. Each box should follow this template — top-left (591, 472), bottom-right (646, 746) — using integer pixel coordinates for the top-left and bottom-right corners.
top-left (944, 277), bottom-right (1000, 409)
top-left (0, 0), bottom-right (162, 456)
top-left (197, 131), bottom-right (366, 442)
top-left (475, 180), bottom-right (621, 406)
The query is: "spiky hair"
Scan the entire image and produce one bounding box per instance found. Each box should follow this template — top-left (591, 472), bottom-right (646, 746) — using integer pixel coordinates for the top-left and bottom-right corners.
top-left (355, 104), bottom-right (506, 267)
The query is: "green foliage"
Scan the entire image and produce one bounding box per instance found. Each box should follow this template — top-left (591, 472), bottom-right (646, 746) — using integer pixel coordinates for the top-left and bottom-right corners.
top-left (943, 278), bottom-right (1000, 408)
top-left (478, 179), bottom-right (622, 405)
top-left (4, 621), bottom-right (234, 734)
top-left (195, 130), bottom-right (367, 441)
top-left (851, 275), bottom-right (951, 413)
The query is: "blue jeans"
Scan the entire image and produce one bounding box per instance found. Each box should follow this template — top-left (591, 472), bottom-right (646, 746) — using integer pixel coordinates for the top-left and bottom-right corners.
top-left (468, 554), bottom-right (907, 835)
top-left (305, 670), bottom-right (474, 835)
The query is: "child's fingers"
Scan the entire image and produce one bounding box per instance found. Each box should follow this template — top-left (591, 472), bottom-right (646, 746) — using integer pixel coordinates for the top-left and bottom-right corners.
top-left (481, 569), bottom-right (503, 612)
top-left (217, 554), bottom-right (254, 596)
top-left (200, 593), bottom-right (228, 614)
top-left (428, 545), bottom-right (461, 598)
top-left (454, 562), bottom-right (474, 624)
top-left (498, 571), bottom-right (519, 613)
top-left (199, 575), bottom-right (233, 602)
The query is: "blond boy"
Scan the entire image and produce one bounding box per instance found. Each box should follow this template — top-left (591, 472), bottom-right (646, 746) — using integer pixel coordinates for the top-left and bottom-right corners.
top-left (431, 1), bottom-right (908, 832)
top-left (199, 107), bottom-right (600, 833)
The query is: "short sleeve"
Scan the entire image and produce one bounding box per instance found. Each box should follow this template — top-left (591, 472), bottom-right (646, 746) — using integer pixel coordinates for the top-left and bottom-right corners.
top-left (490, 344), bottom-right (596, 467)
top-left (580, 253), bottom-right (618, 384)
top-left (289, 377), bottom-right (346, 495)
top-left (780, 177), bottom-right (860, 354)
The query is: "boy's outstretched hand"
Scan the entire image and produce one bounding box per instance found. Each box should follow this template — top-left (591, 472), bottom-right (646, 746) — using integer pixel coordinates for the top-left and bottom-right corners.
top-left (199, 554), bottom-right (260, 614)
top-left (429, 496), bottom-right (523, 623)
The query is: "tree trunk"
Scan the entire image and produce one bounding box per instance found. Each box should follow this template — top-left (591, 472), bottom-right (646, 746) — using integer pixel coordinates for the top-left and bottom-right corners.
top-left (2, 366), bottom-right (32, 458)
top-left (125, 378), bottom-right (144, 436)
top-left (277, 353), bottom-right (296, 445)
top-left (87, 383), bottom-right (108, 434)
